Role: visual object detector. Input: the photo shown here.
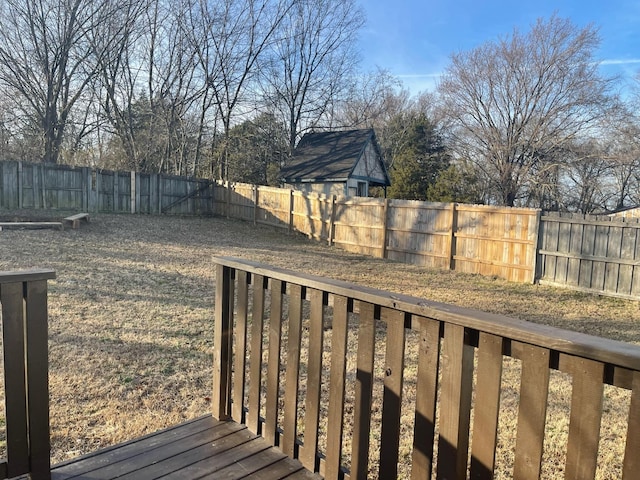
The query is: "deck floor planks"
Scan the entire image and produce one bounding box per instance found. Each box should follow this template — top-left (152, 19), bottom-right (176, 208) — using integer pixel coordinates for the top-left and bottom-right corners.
top-left (51, 416), bottom-right (216, 478)
top-left (51, 416), bottom-right (321, 480)
top-left (115, 424), bottom-right (253, 480)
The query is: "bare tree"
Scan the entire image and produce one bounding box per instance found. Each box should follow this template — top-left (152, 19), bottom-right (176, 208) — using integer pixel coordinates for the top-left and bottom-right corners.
top-left (336, 68), bottom-right (405, 130)
top-left (189, 0), bottom-right (293, 180)
top-left (607, 121), bottom-right (640, 210)
top-left (438, 15), bottom-right (613, 206)
top-left (0, 0), bottom-right (128, 163)
top-left (557, 140), bottom-right (613, 213)
top-left (92, 0), bottom-right (149, 169)
top-left (260, 0), bottom-right (364, 152)
top-left (93, 0), bottom-right (206, 174)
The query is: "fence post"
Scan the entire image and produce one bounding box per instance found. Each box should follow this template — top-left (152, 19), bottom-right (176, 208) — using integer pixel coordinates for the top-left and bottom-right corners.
top-left (531, 209), bottom-right (542, 284)
top-left (130, 171), bottom-right (136, 214)
top-left (329, 195), bottom-right (337, 246)
top-left (40, 165), bottom-right (47, 210)
top-left (253, 185), bottom-right (258, 225)
top-left (448, 203), bottom-right (458, 270)
top-left (17, 161), bottom-right (23, 209)
top-left (225, 181), bottom-right (231, 219)
top-left (381, 198), bottom-right (390, 259)
top-left (25, 278), bottom-right (52, 479)
top-left (288, 189), bottom-right (294, 234)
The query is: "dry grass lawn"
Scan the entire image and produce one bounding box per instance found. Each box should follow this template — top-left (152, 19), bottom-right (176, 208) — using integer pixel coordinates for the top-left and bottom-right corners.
top-left (0, 211), bottom-right (638, 477)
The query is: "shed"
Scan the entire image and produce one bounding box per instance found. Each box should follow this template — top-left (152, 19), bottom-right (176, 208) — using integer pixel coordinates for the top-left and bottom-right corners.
top-left (608, 205), bottom-right (640, 220)
top-left (280, 129), bottom-right (391, 197)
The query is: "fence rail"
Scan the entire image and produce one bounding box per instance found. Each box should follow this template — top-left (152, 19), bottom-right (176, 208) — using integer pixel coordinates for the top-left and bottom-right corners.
top-left (6, 161), bottom-right (640, 299)
top-left (213, 256), bottom-right (640, 479)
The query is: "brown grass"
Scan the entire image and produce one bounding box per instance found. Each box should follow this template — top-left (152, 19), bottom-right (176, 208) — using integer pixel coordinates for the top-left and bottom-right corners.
top-left (0, 211), bottom-right (638, 475)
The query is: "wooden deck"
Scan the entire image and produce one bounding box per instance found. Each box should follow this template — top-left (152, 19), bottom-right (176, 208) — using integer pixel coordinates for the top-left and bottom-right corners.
top-left (50, 416), bottom-right (321, 480)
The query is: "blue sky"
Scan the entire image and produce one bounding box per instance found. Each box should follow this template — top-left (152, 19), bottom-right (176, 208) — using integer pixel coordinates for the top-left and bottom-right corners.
top-left (358, 0), bottom-right (640, 95)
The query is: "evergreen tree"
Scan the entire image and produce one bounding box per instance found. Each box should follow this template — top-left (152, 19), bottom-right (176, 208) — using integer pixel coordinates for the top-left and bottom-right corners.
top-left (386, 113), bottom-right (450, 200)
top-left (427, 163), bottom-right (485, 204)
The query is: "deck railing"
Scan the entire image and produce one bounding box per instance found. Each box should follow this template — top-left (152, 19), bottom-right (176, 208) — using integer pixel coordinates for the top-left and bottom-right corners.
top-left (0, 269), bottom-right (55, 480)
top-left (213, 256), bottom-right (640, 479)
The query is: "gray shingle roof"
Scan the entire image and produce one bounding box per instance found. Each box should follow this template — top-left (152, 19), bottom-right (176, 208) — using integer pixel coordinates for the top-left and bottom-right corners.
top-left (280, 129), bottom-right (389, 185)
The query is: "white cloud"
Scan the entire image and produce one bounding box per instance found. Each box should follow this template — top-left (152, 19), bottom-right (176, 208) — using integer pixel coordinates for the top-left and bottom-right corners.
top-left (600, 58), bottom-right (640, 66)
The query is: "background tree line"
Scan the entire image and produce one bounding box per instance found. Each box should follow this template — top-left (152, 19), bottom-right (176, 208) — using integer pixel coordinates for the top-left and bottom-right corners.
top-left (0, 2), bottom-right (638, 213)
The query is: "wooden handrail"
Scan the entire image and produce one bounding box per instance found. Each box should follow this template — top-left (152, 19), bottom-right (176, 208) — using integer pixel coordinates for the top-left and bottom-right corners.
top-left (212, 256), bottom-right (640, 479)
top-left (214, 256), bottom-right (640, 374)
top-left (0, 269), bottom-right (55, 480)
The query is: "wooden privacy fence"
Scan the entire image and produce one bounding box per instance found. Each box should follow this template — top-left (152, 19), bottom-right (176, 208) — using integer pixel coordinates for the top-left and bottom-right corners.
top-left (0, 160), bottom-right (212, 215)
top-left (0, 269), bottom-right (55, 480)
top-left (217, 182), bottom-right (541, 284)
top-left (214, 256), bottom-right (640, 479)
top-left (8, 160), bottom-right (640, 299)
top-left (538, 212), bottom-right (640, 299)
top-left (218, 182), bottom-right (640, 298)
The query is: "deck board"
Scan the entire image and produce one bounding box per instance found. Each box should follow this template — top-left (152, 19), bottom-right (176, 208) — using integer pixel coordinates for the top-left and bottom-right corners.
top-left (51, 416), bottom-right (321, 480)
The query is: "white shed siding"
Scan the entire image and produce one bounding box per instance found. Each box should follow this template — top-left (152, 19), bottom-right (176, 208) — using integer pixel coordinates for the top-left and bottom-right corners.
top-left (351, 142), bottom-right (387, 183)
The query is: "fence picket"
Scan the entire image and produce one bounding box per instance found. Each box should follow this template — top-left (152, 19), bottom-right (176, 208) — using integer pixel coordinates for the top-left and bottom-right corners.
top-left (283, 284), bottom-right (304, 458)
top-left (437, 323), bottom-right (474, 480)
top-left (378, 308), bottom-right (406, 479)
top-left (411, 316), bottom-right (441, 480)
top-left (351, 301), bottom-right (376, 480)
top-left (623, 371), bottom-right (640, 479)
top-left (232, 271), bottom-right (249, 423)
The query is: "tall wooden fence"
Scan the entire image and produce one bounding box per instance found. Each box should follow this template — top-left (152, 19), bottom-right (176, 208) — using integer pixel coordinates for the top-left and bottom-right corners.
top-left (6, 161), bottom-right (640, 299)
top-left (217, 182), bottom-right (640, 299)
top-left (538, 212), bottom-right (640, 299)
top-left (0, 161), bottom-right (213, 215)
top-left (218, 181), bottom-right (540, 284)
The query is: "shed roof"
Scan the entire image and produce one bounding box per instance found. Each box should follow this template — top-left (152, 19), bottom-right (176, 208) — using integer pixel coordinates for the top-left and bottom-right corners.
top-left (280, 129), bottom-right (390, 185)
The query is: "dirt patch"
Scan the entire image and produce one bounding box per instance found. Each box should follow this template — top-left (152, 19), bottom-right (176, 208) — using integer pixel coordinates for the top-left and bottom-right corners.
top-left (0, 212), bottom-right (638, 475)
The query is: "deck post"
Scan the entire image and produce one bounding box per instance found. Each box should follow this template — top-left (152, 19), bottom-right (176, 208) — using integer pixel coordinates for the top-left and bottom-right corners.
top-left (1, 270), bottom-right (55, 480)
top-left (25, 280), bottom-right (52, 479)
top-left (213, 264), bottom-right (233, 420)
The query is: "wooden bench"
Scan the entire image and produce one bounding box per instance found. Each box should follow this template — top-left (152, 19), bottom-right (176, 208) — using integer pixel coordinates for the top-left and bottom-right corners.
top-left (63, 213), bottom-right (90, 229)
